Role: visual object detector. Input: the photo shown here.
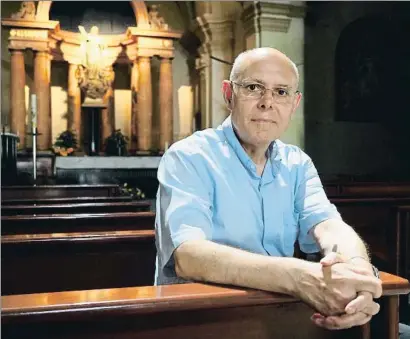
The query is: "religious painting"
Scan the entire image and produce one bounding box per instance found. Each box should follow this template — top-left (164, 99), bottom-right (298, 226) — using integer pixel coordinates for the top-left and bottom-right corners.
top-left (336, 15), bottom-right (410, 123)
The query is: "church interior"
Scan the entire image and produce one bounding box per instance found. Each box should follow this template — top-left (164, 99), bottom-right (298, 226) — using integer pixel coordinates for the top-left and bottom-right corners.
top-left (1, 1), bottom-right (410, 338)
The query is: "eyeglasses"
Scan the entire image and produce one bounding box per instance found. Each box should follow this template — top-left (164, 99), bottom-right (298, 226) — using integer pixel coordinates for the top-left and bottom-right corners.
top-left (231, 81), bottom-right (300, 104)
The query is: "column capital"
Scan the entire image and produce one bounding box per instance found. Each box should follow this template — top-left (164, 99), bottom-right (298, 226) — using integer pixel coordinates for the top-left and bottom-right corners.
top-left (9, 48), bottom-right (25, 54)
top-left (242, 1), bottom-right (306, 36)
top-left (194, 16), bottom-right (235, 54)
top-left (159, 56), bottom-right (173, 62)
top-left (195, 53), bottom-right (211, 71)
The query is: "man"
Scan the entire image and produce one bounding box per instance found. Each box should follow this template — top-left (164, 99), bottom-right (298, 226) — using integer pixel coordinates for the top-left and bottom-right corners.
top-left (155, 47), bottom-right (385, 331)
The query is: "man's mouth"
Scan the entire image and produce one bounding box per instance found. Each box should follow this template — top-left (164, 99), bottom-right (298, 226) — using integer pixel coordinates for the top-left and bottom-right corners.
top-left (251, 119), bottom-right (274, 123)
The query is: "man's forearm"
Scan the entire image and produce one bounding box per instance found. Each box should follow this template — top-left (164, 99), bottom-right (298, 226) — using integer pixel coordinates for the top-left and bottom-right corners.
top-left (312, 218), bottom-right (372, 269)
top-left (174, 239), bottom-right (311, 295)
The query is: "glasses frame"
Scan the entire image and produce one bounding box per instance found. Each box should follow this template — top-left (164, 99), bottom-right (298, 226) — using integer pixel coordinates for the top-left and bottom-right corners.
top-left (230, 81), bottom-right (301, 102)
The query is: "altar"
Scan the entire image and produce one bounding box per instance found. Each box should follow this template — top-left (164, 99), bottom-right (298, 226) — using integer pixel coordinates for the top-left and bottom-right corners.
top-left (55, 156), bottom-right (161, 170)
top-left (54, 156), bottom-right (162, 198)
top-left (1, 1), bottom-right (183, 155)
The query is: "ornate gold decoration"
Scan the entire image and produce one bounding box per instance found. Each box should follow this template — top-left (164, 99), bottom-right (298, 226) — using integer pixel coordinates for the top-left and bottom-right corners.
top-left (11, 1), bottom-right (36, 20)
top-left (76, 65), bottom-right (115, 100)
top-left (148, 5), bottom-right (168, 31)
top-left (10, 29), bottom-right (48, 39)
top-left (76, 26), bottom-right (115, 100)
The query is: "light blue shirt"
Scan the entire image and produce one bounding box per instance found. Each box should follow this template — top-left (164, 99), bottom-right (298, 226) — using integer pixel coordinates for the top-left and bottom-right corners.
top-left (155, 115), bottom-right (341, 285)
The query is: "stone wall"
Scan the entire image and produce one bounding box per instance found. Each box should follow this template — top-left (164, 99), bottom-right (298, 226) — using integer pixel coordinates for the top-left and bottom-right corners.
top-left (304, 2), bottom-right (410, 179)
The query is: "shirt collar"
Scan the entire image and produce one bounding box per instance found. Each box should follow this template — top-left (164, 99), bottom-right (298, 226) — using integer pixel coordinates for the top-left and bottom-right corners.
top-left (221, 115), bottom-right (282, 177)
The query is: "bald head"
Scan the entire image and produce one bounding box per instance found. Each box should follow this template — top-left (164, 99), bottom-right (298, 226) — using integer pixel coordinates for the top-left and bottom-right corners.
top-left (229, 48), bottom-right (299, 88)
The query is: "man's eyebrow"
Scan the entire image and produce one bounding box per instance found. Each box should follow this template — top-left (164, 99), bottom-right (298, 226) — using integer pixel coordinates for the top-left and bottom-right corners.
top-left (241, 78), bottom-right (292, 88)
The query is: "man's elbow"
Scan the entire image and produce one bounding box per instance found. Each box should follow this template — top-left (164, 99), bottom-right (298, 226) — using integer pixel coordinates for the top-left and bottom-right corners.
top-left (174, 241), bottom-right (198, 280)
top-left (174, 239), bottom-right (210, 280)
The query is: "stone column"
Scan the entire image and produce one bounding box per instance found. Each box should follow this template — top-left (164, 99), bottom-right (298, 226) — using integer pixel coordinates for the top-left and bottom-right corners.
top-left (34, 50), bottom-right (51, 150)
top-left (159, 57), bottom-right (173, 151)
top-left (242, 2), bottom-right (306, 148)
top-left (195, 17), bottom-right (235, 128)
top-left (136, 56), bottom-right (152, 152)
top-left (196, 54), bottom-right (212, 130)
top-left (130, 60), bottom-right (139, 151)
top-left (101, 84), bottom-right (114, 146)
top-left (10, 49), bottom-right (26, 149)
top-left (67, 63), bottom-right (82, 149)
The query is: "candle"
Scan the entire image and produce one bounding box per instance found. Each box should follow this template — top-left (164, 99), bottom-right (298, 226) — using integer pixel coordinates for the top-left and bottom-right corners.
top-left (165, 141), bottom-right (169, 151)
top-left (31, 94), bottom-right (37, 130)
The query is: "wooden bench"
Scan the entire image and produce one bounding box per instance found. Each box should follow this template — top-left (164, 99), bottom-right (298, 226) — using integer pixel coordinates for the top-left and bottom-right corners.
top-left (324, 182), bottom-right (410, 198)
top-left (0, 201), bottom-right (151, 216)
top-left (1, 184), bottom-right (121, 200)
top-left (396, 205), bottom-right (410, 320)
top-left (1, 212), bottom-right (155, 235)
top-left (330, 197), bottom-right (410, 274)
top-left (1, 230), bottom-right (156, 295)
top-left (1, 196), bottom-right (133, 205)
top-left (2, 272), bottom-right (409, 339)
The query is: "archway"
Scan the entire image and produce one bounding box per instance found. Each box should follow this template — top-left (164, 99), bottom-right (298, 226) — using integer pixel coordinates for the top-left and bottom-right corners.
top-left (36, 0), bottom-right (149, 27)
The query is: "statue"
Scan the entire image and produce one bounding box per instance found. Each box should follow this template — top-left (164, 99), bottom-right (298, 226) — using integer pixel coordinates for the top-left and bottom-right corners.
top-left (76, 25), bottom-right (114, 104)
top-left (148, 5), bottom-right (168, 31)
top-left (11, 1), bottom-right (36, 20)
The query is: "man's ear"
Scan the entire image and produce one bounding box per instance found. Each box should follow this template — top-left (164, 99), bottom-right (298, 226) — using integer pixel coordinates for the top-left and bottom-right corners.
top-left (290, 91), bottom-right (302, 118)
top-left (222, 80), bottom-right (232, 105)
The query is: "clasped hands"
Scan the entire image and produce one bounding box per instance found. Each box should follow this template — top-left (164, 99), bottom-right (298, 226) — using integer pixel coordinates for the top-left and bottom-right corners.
top-left (297, 252), bottom-right (382, 330)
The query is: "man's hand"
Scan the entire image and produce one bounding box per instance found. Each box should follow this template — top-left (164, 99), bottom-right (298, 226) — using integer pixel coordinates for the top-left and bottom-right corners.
top-left (292, 257), bottom-right (382, 322)
top-left (310, 252), bottom-right (381, 330)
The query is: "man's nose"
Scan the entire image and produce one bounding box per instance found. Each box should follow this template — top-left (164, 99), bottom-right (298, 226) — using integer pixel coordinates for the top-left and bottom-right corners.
top-left (257, 91), bottom-right (274, 109)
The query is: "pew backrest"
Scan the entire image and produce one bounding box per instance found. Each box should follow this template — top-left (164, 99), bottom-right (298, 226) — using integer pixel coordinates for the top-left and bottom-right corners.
top-left (1, 201), bottom-right (151, 215)
top-left (2, 230), bottom-right (156, 295)
top-left (1, 184), bottom-right (121, 200)
top-left (1, 211), bottom-right (156, 235)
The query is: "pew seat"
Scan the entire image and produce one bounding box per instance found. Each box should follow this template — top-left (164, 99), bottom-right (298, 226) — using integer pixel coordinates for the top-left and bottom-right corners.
top-left (2, 272), bottom-right (409, 339)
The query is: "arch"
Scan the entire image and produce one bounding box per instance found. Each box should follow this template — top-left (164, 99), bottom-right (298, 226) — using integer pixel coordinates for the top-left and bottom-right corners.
top-left (36, 0), bottom-right (149, 26)
top-left (129, 1), bottom-right (149, 27)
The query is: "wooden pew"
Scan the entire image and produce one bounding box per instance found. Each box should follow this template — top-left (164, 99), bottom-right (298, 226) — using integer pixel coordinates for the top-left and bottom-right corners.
top-left (324, 182), bottom-right (410, 198)
top-left (397, 205), bottom-right (410, 281)
top-left (1, 211), bottom-right (155, 235)
top-left (330, 197), bottom-right (410, 274)
top-left (396, 205), bottom-right (410, 321)
top-left (1, 201), bottom-right (151, 216)
top-left (1, 195), bottom-right (132, 205)
top-left (1, 230), bottom-right (156, 295)
top-left (1, 184), bottom-right (121, 200)
top-left (2, 272), bottom-right (409, 339)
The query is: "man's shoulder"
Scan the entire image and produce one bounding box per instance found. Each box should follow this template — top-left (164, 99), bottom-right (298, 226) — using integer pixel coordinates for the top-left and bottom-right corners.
top-left (276, 140), bottom-right (311, 166)
top-left (167, 127), bottom-right (224, 157)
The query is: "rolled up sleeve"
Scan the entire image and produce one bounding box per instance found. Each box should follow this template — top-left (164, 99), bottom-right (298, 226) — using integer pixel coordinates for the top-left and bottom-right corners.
top-left (295, 152), bottom-right (341, 253)
top-left (156, 147), bottom-right (213, 272)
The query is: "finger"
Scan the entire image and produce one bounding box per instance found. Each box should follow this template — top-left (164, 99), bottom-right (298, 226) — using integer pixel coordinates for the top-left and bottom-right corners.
top-left (317, 312), bottom-right (370, 330)
top-left (311, 313), bottom-right (325, 321)
top-left (345, 293), bottom-right (367, 314)
top-left (345, 291), bottom-right (372, 314)
top-left (320, 252), bottom-right (345, 266)
top-left (354, 276), bottom-right (383, 298)
top-left (349, 265), bottom-right (375, 277)
top-left (361, 302), bottom-right (380, 316)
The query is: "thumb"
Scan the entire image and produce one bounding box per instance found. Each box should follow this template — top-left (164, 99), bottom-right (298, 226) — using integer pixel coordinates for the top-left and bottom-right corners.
top-left (320, 252), bottom-right (345, 267)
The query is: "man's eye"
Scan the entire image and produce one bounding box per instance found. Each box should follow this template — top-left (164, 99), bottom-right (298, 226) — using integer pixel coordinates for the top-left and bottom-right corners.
top-left (276, 88), bottom-right (289, 96)
top-left (246, 84), bottom-right (263, 92)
